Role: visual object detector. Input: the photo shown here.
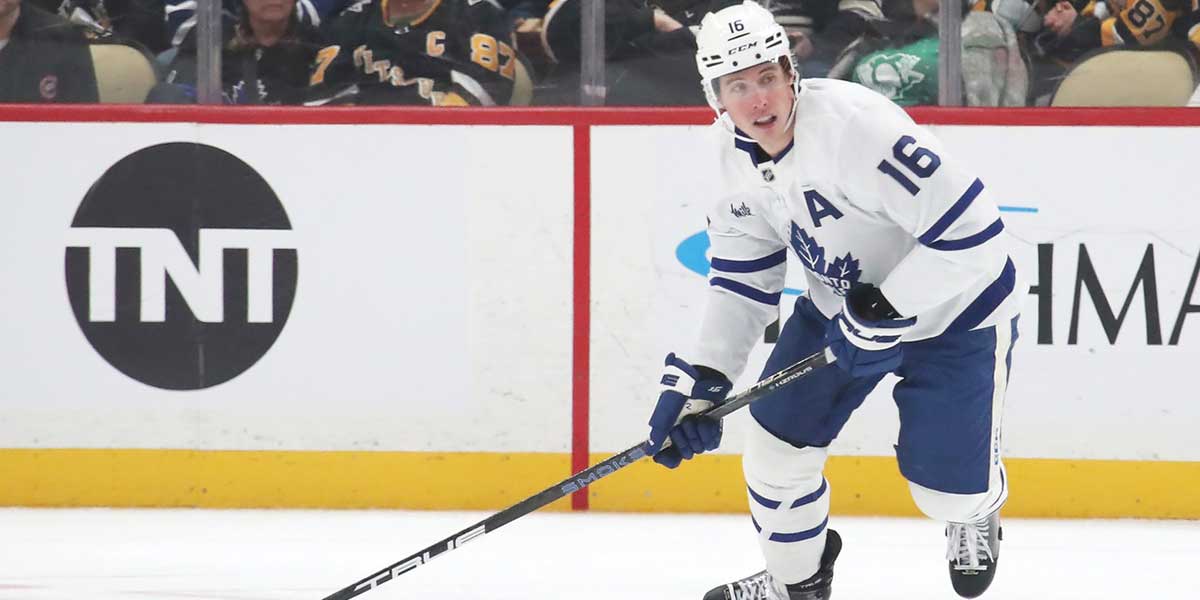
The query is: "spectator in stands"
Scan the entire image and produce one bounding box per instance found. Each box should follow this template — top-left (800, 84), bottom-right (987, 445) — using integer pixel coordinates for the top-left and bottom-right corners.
top-left (1016, 0), bottom-right (1199, 102)
top-left (658, 0), bottom-right (885, 77)
top-left (29, 0), bottom-right (169, 52)
top-left (496, 0), bottom-right (547, 30)
top-left (540, 0), bottom-right (704, 105)
top-left (1037, 0), bottom-right (1197, 55)
top-left (761, 0), bottom-right (885, 76)
top-left (654, 0), bottom-right (728, 26)
top-left (823, 0), bottom-right (1028, 106)
top-left (307, 0), bottom-right (533, 105)
top-left (535, 0), bottom-right (888, 104)
top-left (828, 0), bottom-right (938, 104)
top-left (163, 0), bottom-right (344, 49)
top-left (0, 0), bottom-right (99, 102)
top-left (148, 0), bottom-right (323, 104)
top-left (1175, 2), bottom-right (1200, 54)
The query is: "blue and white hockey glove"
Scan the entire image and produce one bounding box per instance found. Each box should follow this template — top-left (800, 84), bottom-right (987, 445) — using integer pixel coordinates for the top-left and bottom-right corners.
top-left (827, 284), bottom-right (917, 378)
top-left (647, 353), bottom-right (732, 469)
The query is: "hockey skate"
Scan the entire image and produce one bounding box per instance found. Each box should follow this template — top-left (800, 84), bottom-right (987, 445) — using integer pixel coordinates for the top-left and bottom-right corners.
top-left (946, 511), bottom-right (1002, 598)
top-left (703, 529), bottom-right (841, 600)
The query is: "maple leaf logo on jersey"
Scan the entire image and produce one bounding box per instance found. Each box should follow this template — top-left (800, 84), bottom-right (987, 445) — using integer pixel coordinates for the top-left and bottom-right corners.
top-left (830, 253), bottom-right (862, 286)
top-left (790, 222), bottom-right (861, 296)
top-left (792, 224), bottom-right (826, 273)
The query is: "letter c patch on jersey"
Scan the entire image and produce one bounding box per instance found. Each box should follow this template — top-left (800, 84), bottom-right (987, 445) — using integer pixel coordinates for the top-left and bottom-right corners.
top-left (804, 189), bottom-right (844, 228)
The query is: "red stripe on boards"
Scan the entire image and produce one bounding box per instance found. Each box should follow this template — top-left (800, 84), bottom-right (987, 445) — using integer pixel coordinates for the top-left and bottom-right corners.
top-left (0, 104), bottom-right (712, 125)
top-left (571, 124), bottom-right (591, 511)
top-left (3, 104), bottom-right (1200, 126)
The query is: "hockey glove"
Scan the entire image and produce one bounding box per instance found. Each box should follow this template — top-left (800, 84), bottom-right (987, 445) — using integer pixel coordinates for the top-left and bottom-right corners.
top-left (827, 284), bottom-right (917, 378)
top-left (647, 353), bottom-right (732, 469)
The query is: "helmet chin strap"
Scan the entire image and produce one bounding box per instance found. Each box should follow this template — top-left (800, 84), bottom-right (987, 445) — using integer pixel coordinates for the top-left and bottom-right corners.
top-left (719, 112), bottom-right (759, 145)
top-left (782, 88), bottom-right (799, 130)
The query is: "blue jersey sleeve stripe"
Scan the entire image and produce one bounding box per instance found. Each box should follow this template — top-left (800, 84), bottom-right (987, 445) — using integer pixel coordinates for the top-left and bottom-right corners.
top-left (711, 249), bottom-right (788, 273)
top-left (710, 277), bottom-right (782, 306)
top-left (945, 257), bottom-right (1017, 333)
top-left (926, 218), bottom-right (1005, 251)
top-left (918, 178), bottom-right (985, 246)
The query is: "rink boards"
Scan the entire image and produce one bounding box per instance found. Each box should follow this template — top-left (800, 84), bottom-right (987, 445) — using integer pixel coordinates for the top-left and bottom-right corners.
top-left (0, 106), bottom-right (1197, 518)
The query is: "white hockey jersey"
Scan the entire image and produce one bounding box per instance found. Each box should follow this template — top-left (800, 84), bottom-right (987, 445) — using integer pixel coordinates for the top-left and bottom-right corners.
top-left (691, 79), bottom-right (1020, 381)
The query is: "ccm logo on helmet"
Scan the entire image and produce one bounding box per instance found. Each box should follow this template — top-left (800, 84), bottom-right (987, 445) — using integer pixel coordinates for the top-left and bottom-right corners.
top-left (728, 41), bottom-right (758, 54)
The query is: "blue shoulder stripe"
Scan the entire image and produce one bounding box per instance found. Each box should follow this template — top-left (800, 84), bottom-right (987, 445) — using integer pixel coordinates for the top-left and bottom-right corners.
top-left (918, 178), bottom-right (985, 247)
top-left (945, 257), bottom-right (1017, 333)
top-left (926, 218), bottom-right (1005, 251)
top-left (711, 249), bottom-right (788, 273)
top-left (710, 277), bottom-right (781, 306)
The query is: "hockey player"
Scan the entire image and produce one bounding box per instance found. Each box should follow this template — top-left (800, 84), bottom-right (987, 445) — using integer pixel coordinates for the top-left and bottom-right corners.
top-left (644, 2), bottom-right (1020, 599)
top-left (307, 0), bottom-right (533, 105)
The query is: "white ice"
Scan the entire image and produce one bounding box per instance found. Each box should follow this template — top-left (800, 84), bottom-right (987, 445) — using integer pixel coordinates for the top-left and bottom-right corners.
top-left (0, 508), bottom-right (1196, 599)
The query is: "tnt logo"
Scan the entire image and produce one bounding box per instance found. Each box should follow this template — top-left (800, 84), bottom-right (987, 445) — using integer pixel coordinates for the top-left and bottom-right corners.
top-left (66, 228), bottom-right (295, 323)
top-left (64, 143), bottom-right (298, 390)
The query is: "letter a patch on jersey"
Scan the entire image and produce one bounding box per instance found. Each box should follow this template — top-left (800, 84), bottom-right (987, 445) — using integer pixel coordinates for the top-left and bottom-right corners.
top-left (804, 189), bottom-right (843, 228)
top-left (790, 222), bottom-right (862, 296)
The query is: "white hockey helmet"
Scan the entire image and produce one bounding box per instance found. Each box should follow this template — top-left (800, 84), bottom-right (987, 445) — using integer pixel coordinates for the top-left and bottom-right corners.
top-left (695, 0), bottom-right (798, 114)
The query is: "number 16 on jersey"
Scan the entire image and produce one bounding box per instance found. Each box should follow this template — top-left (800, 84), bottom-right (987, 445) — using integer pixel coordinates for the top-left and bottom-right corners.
top-left (877, 135), bottom-right (941, 196)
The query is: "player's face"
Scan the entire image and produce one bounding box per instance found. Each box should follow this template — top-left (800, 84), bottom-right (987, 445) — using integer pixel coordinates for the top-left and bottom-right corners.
top-left (718, 62), bottom-right (795, 154)
top-left (243, 0), bottom-right (295, 24)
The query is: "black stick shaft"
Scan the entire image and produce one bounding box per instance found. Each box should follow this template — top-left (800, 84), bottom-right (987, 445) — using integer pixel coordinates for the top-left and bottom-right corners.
top-left (321, 348), bottom-right (834, 600)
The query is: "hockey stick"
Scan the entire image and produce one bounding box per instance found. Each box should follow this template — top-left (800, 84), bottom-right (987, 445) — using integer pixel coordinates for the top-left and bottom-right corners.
top-left (321, 347), bottom-right (836, 600)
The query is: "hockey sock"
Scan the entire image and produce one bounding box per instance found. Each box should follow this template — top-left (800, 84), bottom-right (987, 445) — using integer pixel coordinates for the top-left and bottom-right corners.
top-left (743, 418), bottom-right (831, 585)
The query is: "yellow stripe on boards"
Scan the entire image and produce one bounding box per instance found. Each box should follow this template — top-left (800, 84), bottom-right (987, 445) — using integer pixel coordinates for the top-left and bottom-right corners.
top-left (1003, 457), bottom-right (1200, 519)
top-left (585, 454), bottom-right (1200, 519)
top-left (0, 449), bottom-right (573, 510)
top-left (585, 454), bottom-right (917, 515)
top-left (1, 449), bottom-right (1197, 519)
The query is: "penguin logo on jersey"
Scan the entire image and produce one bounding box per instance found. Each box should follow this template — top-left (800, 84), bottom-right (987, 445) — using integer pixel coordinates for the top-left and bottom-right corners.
top-left (854, 50), bottom-right (928, 102)
top-left (790, 222), bottom-right (861, 296)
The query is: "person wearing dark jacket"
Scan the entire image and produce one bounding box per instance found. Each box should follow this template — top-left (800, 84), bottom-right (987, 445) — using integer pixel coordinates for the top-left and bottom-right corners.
top-left (540, 0), bottom-right (708, 105)
top-left (0, 0), bottom-right (99, 102)
top-left (149, 0), bottom-right (324, 104)
top-left (28, 0), bottom-right (171, 53)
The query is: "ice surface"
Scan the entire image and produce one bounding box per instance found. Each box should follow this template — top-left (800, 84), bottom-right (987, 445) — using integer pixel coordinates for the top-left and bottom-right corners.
top-left (0, 508), bottom-right (1195, 599)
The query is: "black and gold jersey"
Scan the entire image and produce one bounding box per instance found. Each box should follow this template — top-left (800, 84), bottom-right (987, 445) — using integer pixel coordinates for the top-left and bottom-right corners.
top-left (990, 0), bottom-right (1200, 61)
top-left (1042, 0), bottom-right (1196, 52)
top-left (309, 0), bottom-right (533, 105)
top-left (1098, 0), bottom-right (1188, 47)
